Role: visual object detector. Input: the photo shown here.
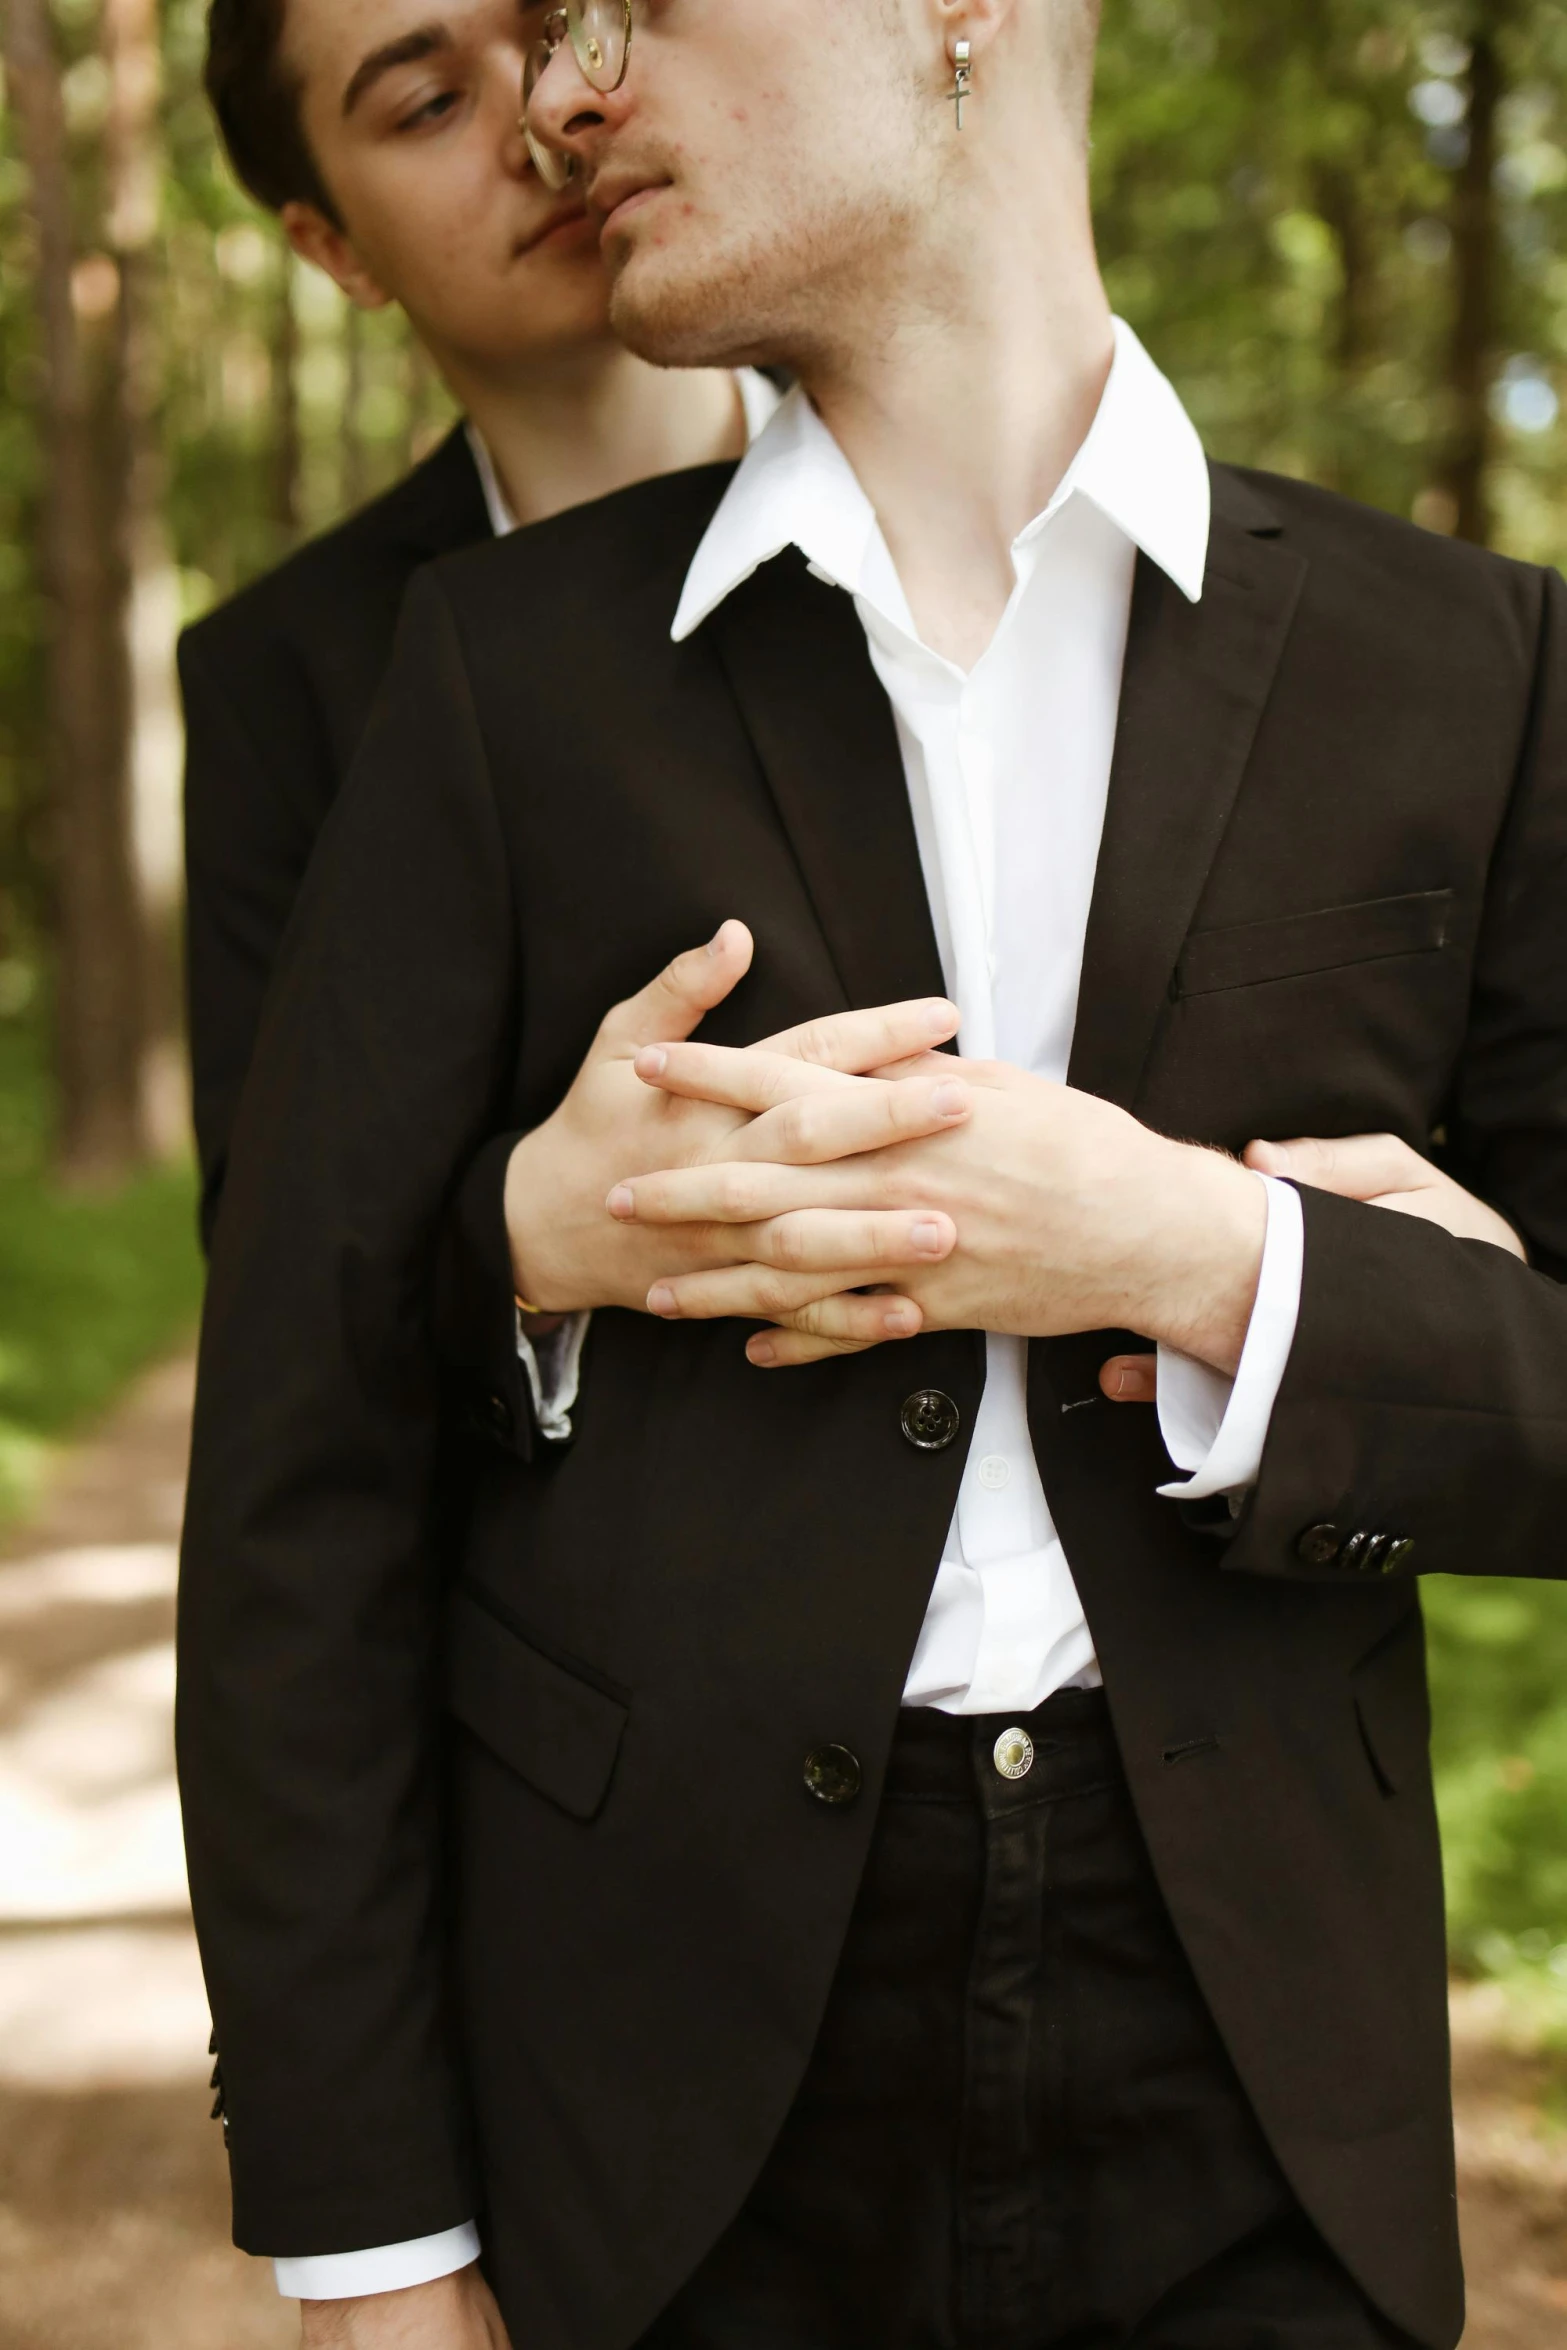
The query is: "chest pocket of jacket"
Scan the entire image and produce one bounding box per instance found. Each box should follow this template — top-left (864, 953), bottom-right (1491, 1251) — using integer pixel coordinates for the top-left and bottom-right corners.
top-left (1175, 889), bottom-right (1455, 998)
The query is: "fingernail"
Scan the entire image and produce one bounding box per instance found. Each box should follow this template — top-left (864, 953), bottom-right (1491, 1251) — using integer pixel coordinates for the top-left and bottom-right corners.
top-left (647, 1283), bottom-right (677, 1316)
top-left (1112, 1367), bottom-right (1129, 1398)
top-left (748, 1336), bottom-right (776, 1365)
top-left (636, 1045), bottom-right (668, 1077)
top-left (607, 1185), bottom-right (635, 1219)
top-left (884, 1304), bottom-right (918, 1335)
top-left (911, 1218), bottom-right (945, 1255)
top-left (931, 1082), bottom-right (966, 1118)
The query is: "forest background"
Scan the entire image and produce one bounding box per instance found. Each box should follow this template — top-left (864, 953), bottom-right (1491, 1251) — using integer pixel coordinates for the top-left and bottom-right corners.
top-left (0, 0), bottom-right (1565, 1994)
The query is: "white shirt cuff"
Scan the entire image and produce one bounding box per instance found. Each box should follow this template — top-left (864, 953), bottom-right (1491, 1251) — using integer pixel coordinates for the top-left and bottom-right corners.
top-left (1155, 1174), bottom-right (1303, 1504)
top-left (274, 2221), bottom-right (481, 2300)
top-left (516, 1309), bottom-right (590, 1443)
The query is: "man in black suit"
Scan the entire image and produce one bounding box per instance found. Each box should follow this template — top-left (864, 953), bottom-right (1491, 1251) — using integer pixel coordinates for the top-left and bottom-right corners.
top-left (179, 2), bottom-right (1567, 2346)
top-left (183, 0), bottom-right (773, 1242)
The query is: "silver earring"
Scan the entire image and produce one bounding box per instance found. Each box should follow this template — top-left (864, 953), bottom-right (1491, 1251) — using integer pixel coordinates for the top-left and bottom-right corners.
top-left (948, 38), bottom-right (972, 129)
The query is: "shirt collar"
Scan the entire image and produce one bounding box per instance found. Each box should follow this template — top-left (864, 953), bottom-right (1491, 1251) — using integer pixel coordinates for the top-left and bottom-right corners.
top-left (671, 317), bottom-right (1209, 645)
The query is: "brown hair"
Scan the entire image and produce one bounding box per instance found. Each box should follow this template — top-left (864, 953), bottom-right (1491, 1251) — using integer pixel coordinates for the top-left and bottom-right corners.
top-left (204, 0), bottom-right (342, 223)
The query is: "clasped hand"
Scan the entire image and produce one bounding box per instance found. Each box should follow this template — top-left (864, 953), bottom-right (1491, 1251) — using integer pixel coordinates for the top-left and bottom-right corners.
top-left (508, 925), bottom-right (1516, 1384)
top-left (610, 1039), bottom-right (1266, 1378)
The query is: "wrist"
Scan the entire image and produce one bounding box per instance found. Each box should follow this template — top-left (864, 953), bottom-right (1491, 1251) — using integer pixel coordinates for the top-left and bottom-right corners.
top-left (1134, 1144), bottom-right (1267, 1375)
top-left (503, 1123), bottom-right (578, 1314)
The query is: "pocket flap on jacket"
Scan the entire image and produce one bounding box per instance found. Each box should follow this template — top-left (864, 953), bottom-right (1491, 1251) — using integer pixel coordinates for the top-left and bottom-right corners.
top-left (1175, 889), bottom-right (1455, 998)
top-left (445, 1587), bottom-right (628, 1822)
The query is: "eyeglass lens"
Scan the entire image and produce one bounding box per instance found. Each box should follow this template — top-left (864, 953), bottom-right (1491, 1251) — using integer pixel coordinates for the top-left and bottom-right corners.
top-left (568, 0), bottom-right (631, 92)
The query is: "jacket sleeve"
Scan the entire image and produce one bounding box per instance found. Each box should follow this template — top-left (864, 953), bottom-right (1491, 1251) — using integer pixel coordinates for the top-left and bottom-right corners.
top-left (179, 631), bottom-right (330, 1252)
top-left (176, 569), bottom-right (515, 2256)
top-left (430, 1128), bottom-right (539, 1460)
top-left (181, 616), bottom-right (543, 1452)
top-left (1226, 563), bottom-right (1567, 1587)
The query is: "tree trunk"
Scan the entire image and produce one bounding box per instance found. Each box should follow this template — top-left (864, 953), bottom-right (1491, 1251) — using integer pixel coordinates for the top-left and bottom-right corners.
top-left (0, 0), bottom-right (147, 1181)
top-left (103, 0), bottom-right (185, 1156)
top-left (1442, 4), bottom-right (1508, 545)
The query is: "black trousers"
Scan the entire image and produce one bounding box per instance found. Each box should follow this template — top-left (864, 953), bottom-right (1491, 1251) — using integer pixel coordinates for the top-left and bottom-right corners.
top-left (642, 1690), bottom-right (1419, 2350)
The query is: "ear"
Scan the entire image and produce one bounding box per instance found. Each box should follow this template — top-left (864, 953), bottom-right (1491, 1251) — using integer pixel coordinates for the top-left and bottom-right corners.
top-left (280, 200), bottom-right (395, 311)
top-left (931, 0), bottom-right (1018, 67)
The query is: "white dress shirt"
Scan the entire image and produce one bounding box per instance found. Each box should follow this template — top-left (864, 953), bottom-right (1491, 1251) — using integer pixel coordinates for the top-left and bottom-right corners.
top-left (276, 331), bottom-right (1304, 2296)
top-left (672, 319), bottom-right (1303, 1713)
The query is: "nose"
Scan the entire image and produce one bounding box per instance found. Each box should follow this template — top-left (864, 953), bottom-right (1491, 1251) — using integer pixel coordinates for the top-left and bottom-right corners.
top-left (525, 40), bottom-right (629, 178)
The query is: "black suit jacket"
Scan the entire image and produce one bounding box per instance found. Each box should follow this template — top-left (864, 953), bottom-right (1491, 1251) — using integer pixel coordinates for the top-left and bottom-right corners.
top-left (180, 425), bottom-right (542, 1450)
top-left (177, 457), bottom-right (1567, 2350)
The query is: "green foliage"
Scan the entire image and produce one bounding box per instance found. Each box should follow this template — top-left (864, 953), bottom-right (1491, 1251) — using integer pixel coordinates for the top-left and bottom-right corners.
top-left (0, 1005), bottom-right (202, 1522)
top-left (1425, 1576), bottom-right (1567, 1964)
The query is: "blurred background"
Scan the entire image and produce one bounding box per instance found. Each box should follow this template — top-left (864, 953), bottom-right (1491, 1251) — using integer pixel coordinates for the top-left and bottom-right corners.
top-left (0, 0), bottom-right (1565, 2342)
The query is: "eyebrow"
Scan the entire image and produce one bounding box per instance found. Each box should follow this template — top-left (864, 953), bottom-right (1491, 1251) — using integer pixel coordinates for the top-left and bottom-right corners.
top-left (341, 26), bottom-right (454, 117)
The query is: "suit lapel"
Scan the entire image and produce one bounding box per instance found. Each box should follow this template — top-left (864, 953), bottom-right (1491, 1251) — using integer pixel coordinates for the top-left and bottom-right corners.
top-left (706, 551), bottom-right (947, 1013)
top-left (1067, 472), bottom-right (1308, 1109)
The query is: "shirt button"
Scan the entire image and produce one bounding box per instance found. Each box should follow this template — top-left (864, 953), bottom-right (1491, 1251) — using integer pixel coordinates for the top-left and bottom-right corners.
top-left (803, 1746), bottom-right (862, 1807)
top-left (993, 1727), bottom-right (1035, 1780)
top-left (900, 1389), bottom-right (961, 1451)
top-left (977, 1454), bottom-right (1010, 1491)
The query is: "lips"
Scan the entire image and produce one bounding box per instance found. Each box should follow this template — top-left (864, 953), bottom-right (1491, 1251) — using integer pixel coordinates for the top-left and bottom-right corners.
top-left (589, 171), bottom-right (670, 232)
top-left (519, 202), bottom-right (590, 254)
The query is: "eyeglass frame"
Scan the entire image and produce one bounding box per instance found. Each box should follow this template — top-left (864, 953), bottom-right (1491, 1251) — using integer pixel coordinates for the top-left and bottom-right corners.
top-left (521, 1), bottom-right (634, 187)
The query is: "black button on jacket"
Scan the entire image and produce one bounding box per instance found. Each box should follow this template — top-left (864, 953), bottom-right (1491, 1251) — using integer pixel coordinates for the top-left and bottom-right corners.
top-left (179, 460), bottom-right (1567, 2350)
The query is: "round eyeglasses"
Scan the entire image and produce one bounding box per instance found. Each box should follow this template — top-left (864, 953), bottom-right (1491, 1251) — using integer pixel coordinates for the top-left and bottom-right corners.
top-left (522, 0), bottom-right (633, 192)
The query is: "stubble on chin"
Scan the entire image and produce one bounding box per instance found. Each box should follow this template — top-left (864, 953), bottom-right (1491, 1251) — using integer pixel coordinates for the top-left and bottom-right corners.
top-left (606, 230), bottom-right (781, 372)
top-left (604, 180), bottom-right (914, 378)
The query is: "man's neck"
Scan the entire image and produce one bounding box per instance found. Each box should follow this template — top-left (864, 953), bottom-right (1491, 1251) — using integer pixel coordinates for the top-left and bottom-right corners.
top-left (443, 340), bottom-right (747, 531)
top-left (796, 180), bottom-right (1114, 672)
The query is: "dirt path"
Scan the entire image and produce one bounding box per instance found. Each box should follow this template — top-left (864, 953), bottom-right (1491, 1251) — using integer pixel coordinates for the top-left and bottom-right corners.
top-left (0, 1353), bottom-right (1562, 2348)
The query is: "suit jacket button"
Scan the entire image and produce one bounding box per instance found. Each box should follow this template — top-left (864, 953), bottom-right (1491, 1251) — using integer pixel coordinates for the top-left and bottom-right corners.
top-left (901, 1389), bottom-right (960, 1451)
top-left (1295, 1522), bottom-right (1342, 1566)
top-left (1338, 1530), bottom-right (1376, 1573)
top-left (803, 1745), bottom-right (862, 1806)
top-left (1381, 1535), bottom-right (1416, 1573)
top-left (485, 1392), bottom-right (513, 1439)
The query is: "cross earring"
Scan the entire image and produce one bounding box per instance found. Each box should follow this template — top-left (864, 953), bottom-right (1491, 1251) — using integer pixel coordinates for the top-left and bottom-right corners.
top-left (948, 37), bottom-right (972, 129)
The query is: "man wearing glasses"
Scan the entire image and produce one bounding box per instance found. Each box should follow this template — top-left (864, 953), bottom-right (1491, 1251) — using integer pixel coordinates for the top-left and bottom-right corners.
top-left (180, 2), bottom-right (1567, 2346)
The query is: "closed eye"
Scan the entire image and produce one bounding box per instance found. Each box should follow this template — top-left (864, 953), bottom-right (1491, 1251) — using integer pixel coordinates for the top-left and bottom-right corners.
top-left (396, 87), bottom-right (464, 131)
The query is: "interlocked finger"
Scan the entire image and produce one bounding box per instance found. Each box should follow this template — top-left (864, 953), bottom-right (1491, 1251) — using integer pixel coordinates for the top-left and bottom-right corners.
top-left (644, 1209), bottom-right (956, 1317)
top-left (649, 1260), bottom-right (922, 1331)
top-left (746, 1291), bottom-right (925, 1368)
top-left (634, 1039), bottom-right (869, 1115)
top-left (731, 1070), bottom-right (970, 1166)
top-left (760, 998), bottom-right (959, 1071)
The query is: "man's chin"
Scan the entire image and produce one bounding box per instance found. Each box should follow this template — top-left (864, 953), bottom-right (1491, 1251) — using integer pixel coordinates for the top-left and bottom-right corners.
top-left (606, 245), bottom-right (764, 372)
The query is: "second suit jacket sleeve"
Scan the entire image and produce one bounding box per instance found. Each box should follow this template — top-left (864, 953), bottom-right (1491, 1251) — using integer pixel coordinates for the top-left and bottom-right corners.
top-left (1228, 564), bottom-right (1567, 1586)
top-left (180, 629), bottom-right (330, 1252)
top-left (181, 613), bottom-right (541, 1457)
top-left (177, 571), bottom-right (516, 2256)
